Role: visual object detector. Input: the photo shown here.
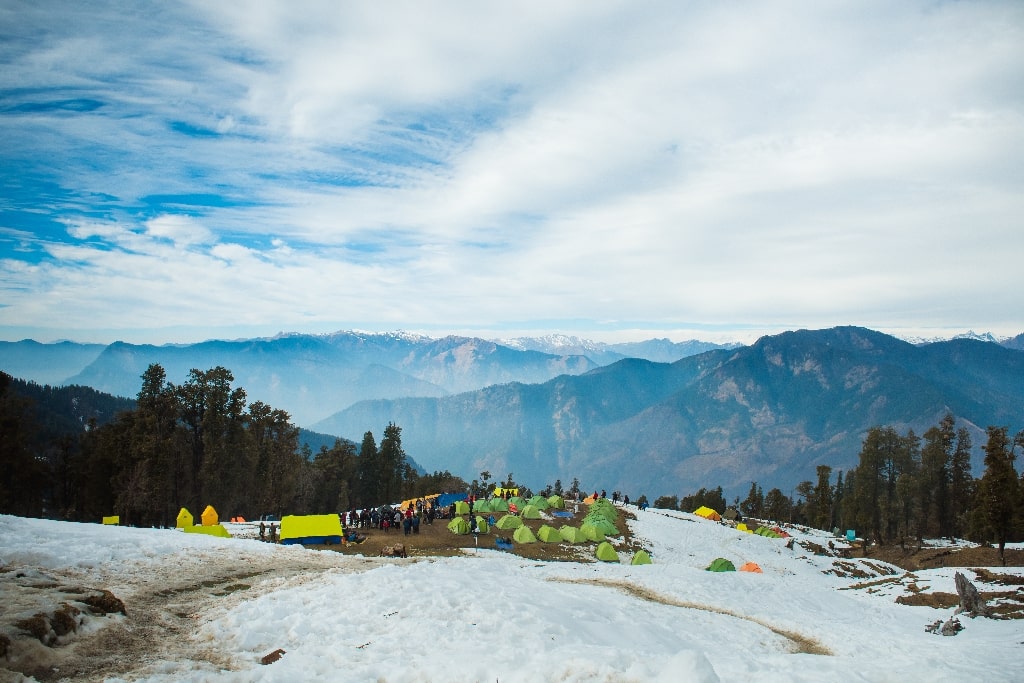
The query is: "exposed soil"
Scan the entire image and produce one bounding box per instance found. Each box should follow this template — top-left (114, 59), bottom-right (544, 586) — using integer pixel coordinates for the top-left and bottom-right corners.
top-left (306, 506), bottom-right (640, 563)
top-left (851, 543), bottom-right (1024, 571)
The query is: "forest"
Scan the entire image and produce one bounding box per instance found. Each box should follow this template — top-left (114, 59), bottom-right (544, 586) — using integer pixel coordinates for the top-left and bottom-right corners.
top-left (2, 365), bottom-right (1022, 556)
top-left (665, 414), bottom-right (1024, 560)
top-left (0, 366), bottom-right (467, 527)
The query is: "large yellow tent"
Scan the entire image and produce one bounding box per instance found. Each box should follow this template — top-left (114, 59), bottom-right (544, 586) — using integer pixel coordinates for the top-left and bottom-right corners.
top-left (279, 514), bottom-right (344, 545)
top-left (693, 506), bottom-right (722, 521)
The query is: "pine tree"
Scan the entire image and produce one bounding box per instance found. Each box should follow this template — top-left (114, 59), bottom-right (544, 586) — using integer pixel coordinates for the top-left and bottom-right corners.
top-left (355, 431), bottom-right (379, 507)
top-left (974, 426), bottom-right (1021, 562)
top-left (949, 427), bottom-right (974, 538)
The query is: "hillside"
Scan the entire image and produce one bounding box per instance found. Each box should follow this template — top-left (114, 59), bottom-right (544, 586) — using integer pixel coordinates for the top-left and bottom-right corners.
top-left (1, 510), bottom-right (1021, 681)
top-left (316, 327), bottom-right (1024, 497)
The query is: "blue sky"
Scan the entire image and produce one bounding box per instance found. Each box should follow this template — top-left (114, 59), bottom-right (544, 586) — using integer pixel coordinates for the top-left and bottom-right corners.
top-left (1, 1), bottom-right (1022, 345)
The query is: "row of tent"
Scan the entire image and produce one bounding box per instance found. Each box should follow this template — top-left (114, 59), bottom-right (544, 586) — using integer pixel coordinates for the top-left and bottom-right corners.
top-left (176, 506), bottom-right (231, 537)
top-left (706, 557), bottom-right (763, 573)
top-left (693, 506), bottom-right (791, 539)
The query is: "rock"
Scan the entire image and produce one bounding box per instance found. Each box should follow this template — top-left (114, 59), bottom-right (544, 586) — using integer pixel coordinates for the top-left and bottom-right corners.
top-left (940, 617), bottom-right (963, 636)
top-left (261, 648), bottom-right (286, 665)
top-left (953, 571), bottom-right (990, 618)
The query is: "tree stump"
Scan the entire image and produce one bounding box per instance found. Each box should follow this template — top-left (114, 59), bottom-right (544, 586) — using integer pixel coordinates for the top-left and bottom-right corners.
top-left (953, 571), bottom-right (989, 618)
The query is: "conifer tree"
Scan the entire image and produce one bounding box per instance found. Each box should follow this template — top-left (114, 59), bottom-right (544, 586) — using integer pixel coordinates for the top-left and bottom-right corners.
top-left (974, 426), bottom-right (1022, 562)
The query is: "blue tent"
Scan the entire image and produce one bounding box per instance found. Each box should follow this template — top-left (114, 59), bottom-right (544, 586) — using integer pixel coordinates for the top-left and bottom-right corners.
top-left (436, 492), bottom-right (468, 509)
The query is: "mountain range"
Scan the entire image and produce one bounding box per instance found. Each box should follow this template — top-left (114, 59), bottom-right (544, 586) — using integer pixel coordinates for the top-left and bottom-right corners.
top-left (313, 327), bottom-right (1024, 498)
top-left (3, 327), bottom-right (1022, 499)
top-left (0, 331), bottom-right (735, 426)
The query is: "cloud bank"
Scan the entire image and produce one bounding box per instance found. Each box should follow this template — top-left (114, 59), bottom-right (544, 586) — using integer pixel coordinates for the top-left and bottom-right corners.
top-left (1, 0), bottom-right (1022, 344)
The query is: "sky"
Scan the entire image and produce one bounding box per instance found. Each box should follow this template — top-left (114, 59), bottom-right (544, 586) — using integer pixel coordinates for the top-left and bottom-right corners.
top-left (2, 510), bottom-right (1023, 682)
top-left (1, 1), bottom-right (1022, 346)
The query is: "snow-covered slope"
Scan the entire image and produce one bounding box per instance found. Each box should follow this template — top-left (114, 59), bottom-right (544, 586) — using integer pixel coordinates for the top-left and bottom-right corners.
top-left (0, 512), bottom-right (1020, 682)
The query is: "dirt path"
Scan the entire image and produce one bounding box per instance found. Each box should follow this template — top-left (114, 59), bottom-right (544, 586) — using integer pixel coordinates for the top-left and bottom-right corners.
top-left (1, 551), bottom-right (390, 682)
top-left (551, 577), bottom-right (832, 656)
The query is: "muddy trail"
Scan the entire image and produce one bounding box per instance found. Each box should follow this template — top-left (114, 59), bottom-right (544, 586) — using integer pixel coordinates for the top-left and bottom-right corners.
top-left (1, 551), bottom-right (391, 683)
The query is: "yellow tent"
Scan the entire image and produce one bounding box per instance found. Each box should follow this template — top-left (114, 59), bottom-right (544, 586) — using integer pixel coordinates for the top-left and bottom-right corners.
top-left (176, 507), bottom-right (194, 528)
top-left (102, 516), bottom-right (119, 525)
top-left (693, 506), bottom-right (722, 521)
top-left (736, 523), bottom-right (753, 533)
top-left (201, 505), bottom-right (219, 526)
top-left (279, 514), bottom-right (344, 545)
top-left (184, 524), bottom-right (231, 538)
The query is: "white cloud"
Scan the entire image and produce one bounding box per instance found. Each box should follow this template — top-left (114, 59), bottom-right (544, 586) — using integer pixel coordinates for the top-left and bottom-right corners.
top-left (1, 0), bottom-right (1022, 343)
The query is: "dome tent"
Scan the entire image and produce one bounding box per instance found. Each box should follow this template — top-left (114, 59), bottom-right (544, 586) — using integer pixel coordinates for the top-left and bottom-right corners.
top-left (520, 504), bottom-right (542, 519)
top-left (527, 495), bottom-right (550, 510)
top-left (475, 516), bottom-right (490, 534)
top-left (513, 525), bottom-right (537, 544)
top-left (694, 506), bottom-right (722, 522)
top-left (582, 513), bottom-right (619, 536)
top-left (559, 525), bottom-right (587, 543)
top-left (595, 541), bottom-right (619, 562)
top-left (448, 517), bottom-right (470, 534)
top-left (547, 495), bottom-right (565, 509)
top-left (579, 523), bottom-right (606, 543)
top-left (706, 557), bottom-right (736, 572)
top-left (631, 550), bottom-right (653, 565)
top-left (495, 514), bottom-right (523, 530)
top-left (537, 525), bottom-right (562, 543)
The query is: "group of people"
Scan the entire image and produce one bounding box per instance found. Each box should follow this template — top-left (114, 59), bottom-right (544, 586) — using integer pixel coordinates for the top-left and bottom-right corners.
top-left (343, 499), bottom-right (439, 537)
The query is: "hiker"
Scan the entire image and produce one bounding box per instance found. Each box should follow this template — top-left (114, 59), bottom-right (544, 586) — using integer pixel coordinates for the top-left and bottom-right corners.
top-left (269, 523), bottom-right (277, 542)
top-left (624, 494), bottom-right (630, 507)
top-left (404, 506), bottom-right (413, 535)
top-left (412, 514), bottom-right (420, 534)
top-left (259, 521), bottom-right (266, 540)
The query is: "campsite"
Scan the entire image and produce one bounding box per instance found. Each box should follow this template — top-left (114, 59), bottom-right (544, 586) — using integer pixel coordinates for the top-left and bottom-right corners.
top-left (2, 497), bottom-right (1024, 682)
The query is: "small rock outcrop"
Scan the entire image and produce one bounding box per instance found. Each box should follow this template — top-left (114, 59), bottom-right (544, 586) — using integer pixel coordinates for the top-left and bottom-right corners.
top-left (953, 572), bottom-right (990, 618)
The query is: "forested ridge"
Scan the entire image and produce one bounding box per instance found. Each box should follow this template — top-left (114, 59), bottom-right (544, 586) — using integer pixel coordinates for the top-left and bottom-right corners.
top-left (663, 414), bottom-right (1024, 561)
top-left (3, 365), bottom-right (1023, 556)
top-left (0, 366), bottom-right (464, 527)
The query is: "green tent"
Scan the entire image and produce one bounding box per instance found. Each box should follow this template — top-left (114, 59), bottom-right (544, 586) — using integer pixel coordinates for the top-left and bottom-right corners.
top-left (495, 514), bottom-right (523, 530)
top-left (706, 557), bottom-right (736, 572)
top-left (454, 500), bottom-right (471, 515)
top-left (508, 496), bottom-right (527, 510)
top-left (520, 504), bottom-right (542, 519)
top-left (475, 515), bottom-right (490, 534)
top-left (579, 523), bottom-right (606, 543)
top-left (755, 526), bottom-right (782, 538)
top-left (588, 499), bottom-right (618, 521)
top-left (547, 495), bottom-right (565, 509)
top-left (582, 514), bottom-right (619, 536)
top-left (536, 524), bottom-right (562, 543)
top-left (559, 525), bottom-right (587, 543)
top-left (473, 498), bottom-right (491, 513)
top-left (595, 541), bottom-right (619, 562)
top-left (489, 497), bottom-right (509, 512)
top-left (448, 517), bottom-right (470, 535)
top-left (513, 525), bottom-right (537, 544)
top-left (631, 550), bottom-right (653, 565)
top-left (527, 495), bottom-right (550, 510)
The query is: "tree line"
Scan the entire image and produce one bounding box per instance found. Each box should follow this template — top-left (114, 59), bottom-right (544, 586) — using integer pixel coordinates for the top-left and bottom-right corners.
top-left (0, 366), bottom-right (468, 526)
top-left (678, 414), bottom-right (1023, 561)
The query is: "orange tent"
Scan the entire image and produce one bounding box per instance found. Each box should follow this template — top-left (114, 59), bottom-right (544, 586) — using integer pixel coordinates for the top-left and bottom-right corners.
top-left (739, 561), bottom-right (763, 573)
